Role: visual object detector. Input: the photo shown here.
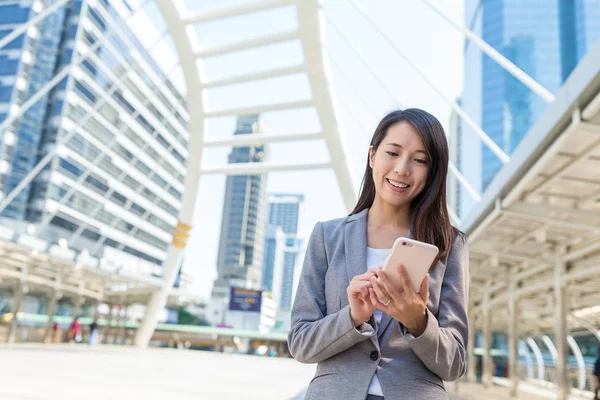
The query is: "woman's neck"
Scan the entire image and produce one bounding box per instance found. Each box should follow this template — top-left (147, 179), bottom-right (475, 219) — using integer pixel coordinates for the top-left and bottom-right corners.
top-left (367, 199), bottom-right (411, 229)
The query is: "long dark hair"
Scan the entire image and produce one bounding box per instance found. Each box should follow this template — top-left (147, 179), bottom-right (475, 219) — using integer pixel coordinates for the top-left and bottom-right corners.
top-left (350, 108), bottom-right (459, 265)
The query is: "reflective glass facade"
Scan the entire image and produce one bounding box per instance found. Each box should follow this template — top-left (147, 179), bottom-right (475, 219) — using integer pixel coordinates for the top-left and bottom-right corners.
top-left (0, 1), bottom-right (66, 219)
top-left (460, 0), bottom-right (600, 217)
top-left (261, 193), bottom-right (303, 310)
top-left (0, 0), bottom-right (188, 268)
top-left (215, 115), bottom-right (268, 291)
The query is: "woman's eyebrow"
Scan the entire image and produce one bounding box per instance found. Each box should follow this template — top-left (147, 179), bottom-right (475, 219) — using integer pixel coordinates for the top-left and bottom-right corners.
top-left (386, 142), bottom-right (427, 155)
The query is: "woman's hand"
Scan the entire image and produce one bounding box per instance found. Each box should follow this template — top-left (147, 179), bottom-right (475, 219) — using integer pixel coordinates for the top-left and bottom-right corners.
top-left (369, 264), bottom-right (429, 337)
top-left (347, 268), bottom-right (380, 327)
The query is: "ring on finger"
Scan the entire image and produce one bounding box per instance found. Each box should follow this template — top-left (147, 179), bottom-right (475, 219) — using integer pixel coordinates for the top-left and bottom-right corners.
top-left (380, 298), bottom-right (390, 306)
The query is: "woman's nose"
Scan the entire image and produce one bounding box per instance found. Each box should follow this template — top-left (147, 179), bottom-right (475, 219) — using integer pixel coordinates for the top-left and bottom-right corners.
top-left (394, 159), bottom-right (410, 177)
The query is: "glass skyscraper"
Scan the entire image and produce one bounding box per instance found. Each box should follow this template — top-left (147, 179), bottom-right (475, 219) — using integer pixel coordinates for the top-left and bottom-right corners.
top-left (262, 224), bottom-right (286, 306)
top-left (214, 115), bottom-right (268, 292)
top-left (447, 98), bottom-right (462, 219)
top-left (262, 193), bottom-right (303, 310)
top-left (0, 0), bottom-right (188, 269)
top-left (460, 0), bottom-right (600, 217)
top-left (1, 0), bottom-right (67, 219)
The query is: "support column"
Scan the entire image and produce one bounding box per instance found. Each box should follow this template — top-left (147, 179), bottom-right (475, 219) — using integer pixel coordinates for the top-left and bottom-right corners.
top-left (482, 290), bottom-right (493, 388)
top-left (112, 304), bottom-right (124, 345)
top-left (71, 294), bottom-right (83, 319)
top-left (112, 304), bottom-right (122, 345)
top-left (119, 305), bottom-right (128, 345)
top-left (103, 304), bottom-right (115, 344)
top-left (508, 272), bottom-right (519, 397)
top-left (42, 290), bottom-right (61, 343)
top-left (467, 306), bottom-right (477, 382)
top-left (89, 300), bottom-right (99, 320)
top-left (554, 250), bottom-right (569, 400)
top-left (7, 279), bottom-right (25, 344)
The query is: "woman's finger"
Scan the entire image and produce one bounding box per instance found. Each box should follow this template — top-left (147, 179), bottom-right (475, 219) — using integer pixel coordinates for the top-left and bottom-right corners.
top-left (348, 281), bottom-right (371, 293)
top-left (347, 281), bottom-right (372, 298)
top-left (361, 284), bottom-right (369, 299)
top-left (370, 276), bottom-right (389, 304)
top-left (419, 274), bottom-right (430, 303)
top-left (351, 270), bottom-right (376, 282)
top-left (397, 264), bottom-right (415, 294)
top-left (368, 288), bottom-right (379, 308)
top-left (374, 269), bottom-right (401, 302)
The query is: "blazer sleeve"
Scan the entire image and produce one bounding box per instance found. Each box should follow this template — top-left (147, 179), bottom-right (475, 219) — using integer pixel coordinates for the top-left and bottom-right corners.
top-left (287, 222), bottom-right (375, 364)
top-left (401, 234), bottom-right (470, 381)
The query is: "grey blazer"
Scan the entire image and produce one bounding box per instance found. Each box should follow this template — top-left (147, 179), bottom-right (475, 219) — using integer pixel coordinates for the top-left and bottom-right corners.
top-left (288, 209), bottom-right (469, 400)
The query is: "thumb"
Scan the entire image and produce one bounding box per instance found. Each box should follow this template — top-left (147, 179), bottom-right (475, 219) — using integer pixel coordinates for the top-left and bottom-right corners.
top-left (419, 274), bottom-right (429, 303)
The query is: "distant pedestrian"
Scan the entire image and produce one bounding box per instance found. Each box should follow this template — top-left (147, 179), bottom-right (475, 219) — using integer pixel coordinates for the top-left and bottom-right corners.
top-left (88, 320), bottom-right (99, 345)
top-left (51, 321), bottom-right (59, 343)
top-left (68, 317), bottom-right (82, 343)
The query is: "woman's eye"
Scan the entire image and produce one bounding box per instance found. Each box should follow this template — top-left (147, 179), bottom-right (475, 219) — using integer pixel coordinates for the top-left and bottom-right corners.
top-left (386, 152), bottom-right (398, 157)
top-left (415, 159), bottom-right (428, 165)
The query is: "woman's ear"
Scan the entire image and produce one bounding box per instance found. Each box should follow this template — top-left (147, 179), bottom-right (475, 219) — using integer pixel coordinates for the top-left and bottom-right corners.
top-left (369, 145), bottom-right (375, 169)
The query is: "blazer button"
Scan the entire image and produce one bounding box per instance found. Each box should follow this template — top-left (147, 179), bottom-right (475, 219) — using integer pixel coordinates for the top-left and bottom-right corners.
top-left (370, 351), bottom-right (378, 361)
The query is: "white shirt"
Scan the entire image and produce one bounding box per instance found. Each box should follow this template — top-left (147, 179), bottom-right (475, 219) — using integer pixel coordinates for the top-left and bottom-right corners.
top-left (366, 247), bottom-right (392, 396)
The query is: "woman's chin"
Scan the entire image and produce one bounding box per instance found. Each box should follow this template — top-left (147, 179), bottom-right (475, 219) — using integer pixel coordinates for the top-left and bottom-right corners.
top-left (381, 196), bottom-right (410, 209)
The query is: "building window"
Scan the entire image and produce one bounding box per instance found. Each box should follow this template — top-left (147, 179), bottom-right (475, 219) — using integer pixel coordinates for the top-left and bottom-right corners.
top-left (59, 158), bottom-right (83, 177)
top-left (74, 80), bottom-right (97, 104)
top-left (50, 215), bottom-right (79, 232)
top-left (84, 174), bottom-right (109, 193)
top-left (130, 202), bottom-right (146, 216)
top-left (88, 8), bottom-right (107, 31)
top-left (110, 191), bottom-right (127, 206)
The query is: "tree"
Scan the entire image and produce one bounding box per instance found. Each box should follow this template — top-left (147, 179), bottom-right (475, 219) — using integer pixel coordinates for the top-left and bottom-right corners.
top-left (177, 306), bottom-right (210, 326)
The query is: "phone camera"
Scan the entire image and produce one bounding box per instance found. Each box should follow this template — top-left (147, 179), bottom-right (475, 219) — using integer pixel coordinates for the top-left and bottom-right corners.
top-left (402, 242), bottom-right (407, 246)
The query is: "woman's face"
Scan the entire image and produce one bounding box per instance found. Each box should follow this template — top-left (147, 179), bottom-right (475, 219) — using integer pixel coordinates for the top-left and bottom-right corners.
top-left (369, 121), bottom-right (430, 210)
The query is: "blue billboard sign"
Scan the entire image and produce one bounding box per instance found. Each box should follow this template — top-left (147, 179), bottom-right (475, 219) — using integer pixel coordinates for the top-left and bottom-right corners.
top-left (229, 287), bottom-right (262, 312)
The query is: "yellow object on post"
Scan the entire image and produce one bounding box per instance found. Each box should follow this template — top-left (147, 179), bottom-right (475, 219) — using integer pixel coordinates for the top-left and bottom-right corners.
top-left (171, 222), bottom-right (192, 249)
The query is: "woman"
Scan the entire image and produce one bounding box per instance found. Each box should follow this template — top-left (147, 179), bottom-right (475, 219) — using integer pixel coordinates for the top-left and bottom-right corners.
top-left (288, 109), bottom-right (469, 400)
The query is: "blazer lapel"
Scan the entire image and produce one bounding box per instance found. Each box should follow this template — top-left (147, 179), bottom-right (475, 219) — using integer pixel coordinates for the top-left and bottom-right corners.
top-left (377, 227), bottom-right (414, 338)
top-left (344, 209), bottom-right (369, 285)
top-left (345, 209), bottom-right (380, 348)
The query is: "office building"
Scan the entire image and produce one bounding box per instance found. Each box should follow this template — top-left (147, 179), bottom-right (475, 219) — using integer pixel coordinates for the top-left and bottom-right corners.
top-left (213, 115), bottom-right (268, 292)
top-left (262, 193), bottom-right (303, 311)
top-left (0, 0), bottom-right (188, 270)
top-left (262, 224), bottom-right (286, 306)
top-left (447, 99), bottom-right (462, 219)
top-left (459, 0), bottom-right (600, 216)
top-left (209, 115), bottom-right (268, 326)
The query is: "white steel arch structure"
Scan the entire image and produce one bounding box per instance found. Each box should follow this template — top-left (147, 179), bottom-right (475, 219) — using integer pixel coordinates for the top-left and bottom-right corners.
top-left (135, 4), bottom-right (600, 398)
top-left (0, 0), bottom-right (569, 353)
top-left (134, 0), bottom-right (561, 348)
top-left (134, 0), bottom-right (358, 346)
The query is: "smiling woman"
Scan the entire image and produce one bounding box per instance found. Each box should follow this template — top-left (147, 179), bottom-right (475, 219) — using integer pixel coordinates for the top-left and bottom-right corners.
top-left (354, 109), bottom-right (456, 267)
top-left (288, 108), bottom-right (469, 400)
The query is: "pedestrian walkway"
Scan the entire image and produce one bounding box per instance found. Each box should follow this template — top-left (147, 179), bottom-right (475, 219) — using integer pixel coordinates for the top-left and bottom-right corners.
top-left (1, 343), bottom-right (595, 399)
top-left (0, 344), bottom-right (315, 399)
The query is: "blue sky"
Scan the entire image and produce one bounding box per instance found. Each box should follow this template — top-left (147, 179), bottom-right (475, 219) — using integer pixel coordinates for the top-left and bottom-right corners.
top-left (133, 0), bottom-right (466, 301)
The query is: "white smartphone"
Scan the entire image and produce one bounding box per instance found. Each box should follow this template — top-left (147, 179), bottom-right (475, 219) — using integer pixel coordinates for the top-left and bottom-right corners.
top-left (382, 237), bottom-right (439, 292)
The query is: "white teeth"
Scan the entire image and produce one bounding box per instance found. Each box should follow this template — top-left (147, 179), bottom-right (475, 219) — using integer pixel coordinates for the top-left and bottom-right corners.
top-left (388, 179), bottom-right (408, 188)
